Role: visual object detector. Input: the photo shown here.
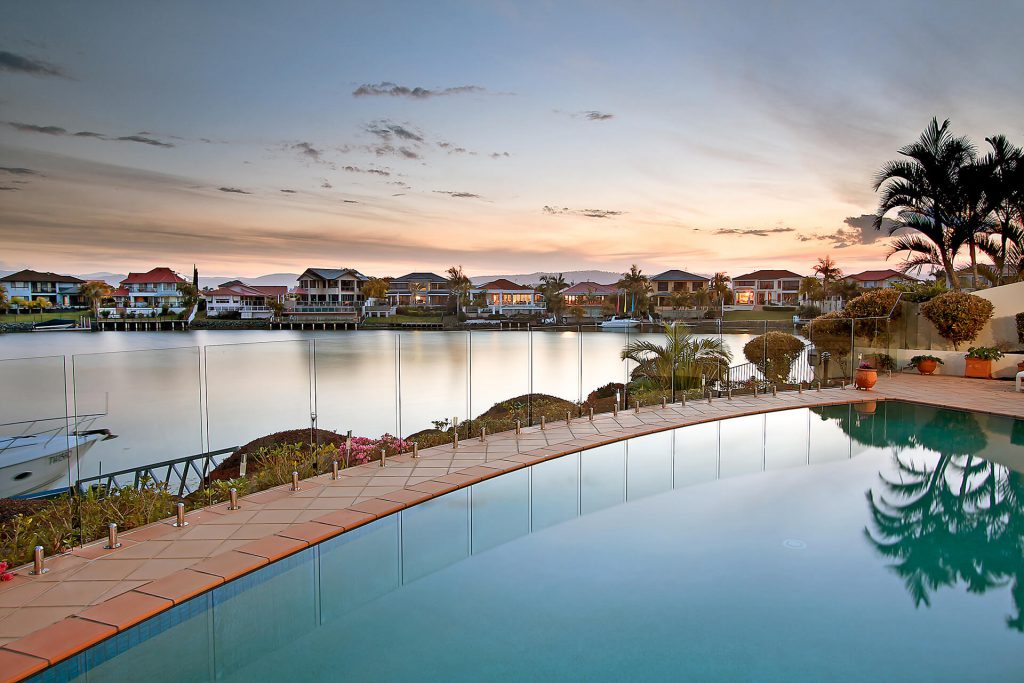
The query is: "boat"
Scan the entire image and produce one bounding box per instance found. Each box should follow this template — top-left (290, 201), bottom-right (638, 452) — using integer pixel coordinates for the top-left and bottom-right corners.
top-left (0, 416), bottom-right (116, 498)
top-left (599, 316), bottom-right (643, 329)
top-left (32, 318), bottom-right (78, 331)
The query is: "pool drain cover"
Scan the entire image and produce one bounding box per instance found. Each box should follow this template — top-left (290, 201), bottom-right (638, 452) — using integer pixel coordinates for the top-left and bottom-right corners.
top-left (782, 539), bottom-right (807, 550)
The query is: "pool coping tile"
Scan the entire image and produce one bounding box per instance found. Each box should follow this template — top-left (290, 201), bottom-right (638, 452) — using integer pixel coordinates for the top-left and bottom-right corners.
top-left (309, 509), bottom-right (376, 530)
top-left (275, 521), bottom-right (344, 545)
top-left (3, 617), bottom-right (115, 665)
top-left (0, 648), bottom-right (48, 683)
top-left (134, 569), bottom-right (225, 605)
top-left (234, 536), bottom-right (308, 562)
top-left (189, 551), bottom-right (268, 581)
top-left (75, 591), bottom-right (172, 631)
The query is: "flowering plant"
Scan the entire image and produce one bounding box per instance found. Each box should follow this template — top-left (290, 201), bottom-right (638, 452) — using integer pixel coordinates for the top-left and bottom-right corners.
top-left (0, 561), bottom-right (13, 582)
top-left (345, 434), bottom-right (411, 465)
top-left (858, 362), bottom-right (875, 370)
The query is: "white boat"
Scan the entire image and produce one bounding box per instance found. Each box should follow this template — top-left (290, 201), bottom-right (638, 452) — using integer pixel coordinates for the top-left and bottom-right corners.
top-left (0, 416), bottom-right (115, 498)
top-left (600, 316), bottom-right (643, 329)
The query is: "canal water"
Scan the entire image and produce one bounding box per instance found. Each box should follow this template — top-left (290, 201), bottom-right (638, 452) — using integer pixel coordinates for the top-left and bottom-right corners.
top-left (0, 328), bottom-right (759, 486)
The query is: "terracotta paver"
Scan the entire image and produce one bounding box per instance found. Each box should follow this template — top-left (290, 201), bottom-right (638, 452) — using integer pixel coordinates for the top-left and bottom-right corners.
top-left (0, 649), bottom-right (48, 683)
top-left (3, 374), bottom-right (1022, 681)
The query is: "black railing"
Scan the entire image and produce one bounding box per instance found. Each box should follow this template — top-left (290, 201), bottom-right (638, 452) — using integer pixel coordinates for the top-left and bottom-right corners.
top-left (75, 447), bottom-right (237, 498)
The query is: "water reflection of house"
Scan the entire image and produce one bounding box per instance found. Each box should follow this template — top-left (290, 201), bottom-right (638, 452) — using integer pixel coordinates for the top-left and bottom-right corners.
top-left (205, 281), bottom-right (288, 319)
top-left (731, 269), bottom-right (803, 306)
top-left (0, 270), bottom-right (85, 308)
top-left (651, 270), bottom-right (710, 309)
top-left (110, 267), bottom-right (188, 312)
top-left (387, 272), bottom-right (449, 307)
top-left (289, 268), bottom-right (368, 318)
top-left (470, 279), bottom-right (545, 316)
top-left (562, 281), bottom-right (619, 318)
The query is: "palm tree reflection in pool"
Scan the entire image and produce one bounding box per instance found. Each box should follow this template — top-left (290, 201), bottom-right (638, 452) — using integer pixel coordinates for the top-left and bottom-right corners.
top-left (865, 409), bottom-right (1024, 632)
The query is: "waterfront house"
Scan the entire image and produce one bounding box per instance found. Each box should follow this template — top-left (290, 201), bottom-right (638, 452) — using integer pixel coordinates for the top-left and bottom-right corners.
top-left (562, 281), bottom-right (619, 319)
top-left (290, 267), bottom-right (368, 318)
top-left (650, 270), bottom-right (710, 310)
top-left (843, 269), bottom-right (918, 289)
top-left (205, 281), bottom-right (288, 319)
top-left (388, 272), bottom-right (449, 307)
top-left (110, 267), bottom-right (188, 313)
top-left (731, 269), bottom-right (803, 306)
top-left (470, 279), bottom-right (545, 316)
top-left (0, 270), bottom-right (85, 308)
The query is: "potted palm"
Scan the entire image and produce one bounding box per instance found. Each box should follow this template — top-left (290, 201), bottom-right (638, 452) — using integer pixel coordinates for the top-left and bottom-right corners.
top-left (964, 347), bottom-right (1004, 379)
top-left (908, 355), bottom-right (944, 375)
top-left (854, 362), bottom-right (877, 390)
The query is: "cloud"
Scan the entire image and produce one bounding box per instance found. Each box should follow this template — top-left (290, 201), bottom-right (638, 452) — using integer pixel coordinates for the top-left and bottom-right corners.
top-left (292, 141), bottom-right (324, 162)
top-left (0, 50), bottom-right (65, 78)
top-left (342, 165), bottom-right (391, 176)
top-left (218, 187), bottom-right (252, 195)
top-left (796, 215), bottom-right (906, 249)
top-left (581, 111), bottom-right (614, 121)
top-left (10, 122), bottom-right (66, 135)
top-left (0, 167), bottom-right (42, 176)
top-left (365, 120), bottom-right (424, 143)
top-left (437, 141), bottom-right (469, 154)
top-left (9, 122), bottom-right (174, 147)
top-left (712, 227), bottom-right (795, 236)
top-left (435, 190), bottom-right (482, 199)
top-left (490, 152), bottom-right (510, 159)
top-left (115, 135), bottom-right (174, 148)
top-left (321, 179), bottom-right (333, 189)
top-left (0, 186), bottom-right (19, 191)
top-left (280, 189), bottom-right (296, 193)
top-left (352, 82), bottom-right (485, 99)
top-left (343, 199), bottom-right (359, 204)
top-left (543, 206), bottom-right (624, 219)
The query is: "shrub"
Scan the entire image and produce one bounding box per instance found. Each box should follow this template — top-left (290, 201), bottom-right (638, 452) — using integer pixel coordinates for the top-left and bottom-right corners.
top-left (920, 291), bottom-right (994, 350)
top-left (763, 305), bottom-right (796, 312)
top-left (1017, 312), bottom-right (1024, 344)
top-left (587, 382), bottom-right (625, 402)
top-left (807, 311), bottom-right (853, 360)
top-left (743, 331), bottom-right (805, 385)
top-left (796, 304), bottom-right (821, 318)
top-left (843, 288), bottom-right (902, 341)
top-left (893, 280), bottom-right (947, 303)
top-left (965, 346), bottom-right (1004, 361)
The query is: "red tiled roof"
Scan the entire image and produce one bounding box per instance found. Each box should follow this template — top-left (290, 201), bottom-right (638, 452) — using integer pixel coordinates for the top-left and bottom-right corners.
top-left (475, 278), bottom-right (534, 291)
top-left (733, 269), bottom-right (803, 281)
top-left (562, 281), bottom-right (618, 295)
top-left (121, 268), bottom-right (187, 285)
top-left (110, 288), bottom-right (129, 297)
top-left (846, 269), bottom-right (911, 282)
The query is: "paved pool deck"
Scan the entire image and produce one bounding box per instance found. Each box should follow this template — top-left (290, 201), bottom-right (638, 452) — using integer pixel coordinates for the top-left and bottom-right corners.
top-left (0, 373), bottom-right (1021, 681)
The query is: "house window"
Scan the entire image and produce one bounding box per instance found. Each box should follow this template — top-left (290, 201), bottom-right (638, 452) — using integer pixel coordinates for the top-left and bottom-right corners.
top-left (758, 281), bottom-right (775, 289)
top-left (657, 282), bottom-right (668, 292)
top-left (735, 291), bottom-right (754, 305)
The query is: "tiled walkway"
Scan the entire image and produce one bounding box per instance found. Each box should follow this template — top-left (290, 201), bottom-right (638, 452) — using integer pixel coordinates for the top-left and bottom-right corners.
top-left (0, 373), bottom-right (1021, 680)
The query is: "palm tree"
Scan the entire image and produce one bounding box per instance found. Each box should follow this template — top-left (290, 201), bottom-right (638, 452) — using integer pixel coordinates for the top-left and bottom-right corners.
top-left (709, 272), bottom-right (730, 303)
top-left (621, 323), bottom-right (732, 396)
top-left (408, 281), bottom-right (425, 305)
top-left (799, 276), bottom-right (824, 303)
top-left (667, 291), bottom-right (691, 311)
top-left (537, 273), bottom-right (568, 313)
top-left (445, 265), bottom-right (472, 314)
top-left (78, 281), bottom-right (114, 318)
top-left (812, 256), bottom-right (842, 300)
top-left (874, 118), bottom-right (977, 289)
top-left (616, 264), bottom-right (650, 315)
top-left (980, 135), bottom-right (1024, 285)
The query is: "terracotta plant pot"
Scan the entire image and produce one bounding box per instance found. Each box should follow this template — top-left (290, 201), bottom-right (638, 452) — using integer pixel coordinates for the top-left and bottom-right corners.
top-left (854, 367), bottom-right (877, 390)
top-left (915, 359), bottom-right (938, 375)
top-left (964, 357), bottom-right (992, 379)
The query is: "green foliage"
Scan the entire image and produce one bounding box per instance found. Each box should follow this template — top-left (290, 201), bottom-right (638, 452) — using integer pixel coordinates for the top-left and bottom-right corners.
top-left (1016, 312), bottom-right (1024, 343)
top-left (763, 305), bottom-right (796, 312)
top-left (920, 291), bottom-right (994, 350)
top-left (843, 288), bottom-right (902, 319)
top-left (873, 353), bottom-right (898, 371)
top-left (965, 346), bottom-right (1004, 360)
top-left (796, 304), bottom-right (822, 318)
top-left (621, 323), bottom-right (732, 389)
top-left (807, 311), bottom-right (852, 359)
top-left (909, 354), bottom-right (944, 365)
top-left (743, 331), bottom-right (805, 385)
top-left (893, 280), bottom-right (947, 303)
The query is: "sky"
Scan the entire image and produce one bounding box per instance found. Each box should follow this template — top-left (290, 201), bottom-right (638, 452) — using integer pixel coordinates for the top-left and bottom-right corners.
top-left (1, 0), bottom-right (1022, 280)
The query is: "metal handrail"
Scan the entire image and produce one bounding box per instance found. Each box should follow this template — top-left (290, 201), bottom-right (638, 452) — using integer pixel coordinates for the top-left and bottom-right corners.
top-left (74, 446), bottom-right (238, 498)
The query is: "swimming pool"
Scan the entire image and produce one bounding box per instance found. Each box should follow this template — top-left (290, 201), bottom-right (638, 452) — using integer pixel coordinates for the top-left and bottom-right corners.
top-left (30, 401), bottom-right (1024, 681)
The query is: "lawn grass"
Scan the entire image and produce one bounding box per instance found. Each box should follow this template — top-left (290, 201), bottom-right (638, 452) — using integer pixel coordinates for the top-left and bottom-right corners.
top-left (722, 310), bottom-right (797, 322)
top-left (0, 310), bottom-right (88, 323)
top-left (361, 314), bottom-right (443, 326)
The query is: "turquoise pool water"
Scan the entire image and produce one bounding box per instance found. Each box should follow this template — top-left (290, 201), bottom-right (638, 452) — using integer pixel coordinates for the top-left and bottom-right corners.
top-left (32, 402), bottom-right (1024, 682)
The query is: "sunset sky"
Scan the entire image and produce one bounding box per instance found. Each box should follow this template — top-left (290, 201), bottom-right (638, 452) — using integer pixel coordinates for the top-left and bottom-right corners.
top-left (1, 1), bottom-right (1022, 279)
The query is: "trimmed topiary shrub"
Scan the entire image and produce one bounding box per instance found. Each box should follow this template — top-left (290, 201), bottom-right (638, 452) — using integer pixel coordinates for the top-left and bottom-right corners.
top-left (920, 291), bottom-right (994, 350)
top-left (807, 311), bottom-right (853, 360)
top-left (743, 331), bottom-right (805, 385)
top-left (843, 288), bottom-right (902, 341)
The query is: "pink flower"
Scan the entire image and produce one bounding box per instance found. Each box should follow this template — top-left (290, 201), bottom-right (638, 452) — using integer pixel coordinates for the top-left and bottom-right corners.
top-left (0, 561), bottom-right (8, 572)
top-left (0, 572), bottom-right (13, 582)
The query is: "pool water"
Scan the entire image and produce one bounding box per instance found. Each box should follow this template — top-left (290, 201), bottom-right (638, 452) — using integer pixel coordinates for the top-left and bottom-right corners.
top-left (33, 402), bottom-right (1024, 682)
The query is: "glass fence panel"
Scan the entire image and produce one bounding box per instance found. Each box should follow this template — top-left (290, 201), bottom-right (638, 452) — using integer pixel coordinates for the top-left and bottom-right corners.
top-left (204, 340), bottom-right (311, 454)
top-left (467, 329), bottom-right (529, 430)
top-left (582, 327), bottom-right (633, 408)
top-left (397, 330), bottom-right (467, 441)
top-left (0, 355), bottom-right (71, 499)
top-left (625, 430), bottom-right (673, 501)
top-left (674, 420), bottom-right (720, 487)
top-left (312, 333), bottom-right (396, 448)
top-left (808, 404), bottom-right (853, 463)
top-left (530, 453), bottom-right (579, 532)
top-left (71, 346), bottom-right (202, 482)
top-left (319, 515), bottom-right (399, 621)
top-left (471, 467), bottom-right (530, 554)
top-left (530, 327), bottom-right (585, 406)
top-left (580, 441), bottom-right (626, 515)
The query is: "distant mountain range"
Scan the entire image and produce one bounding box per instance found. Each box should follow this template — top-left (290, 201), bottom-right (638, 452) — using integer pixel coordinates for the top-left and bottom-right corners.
top-left (1, 269), bottom-right (626, 288)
